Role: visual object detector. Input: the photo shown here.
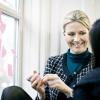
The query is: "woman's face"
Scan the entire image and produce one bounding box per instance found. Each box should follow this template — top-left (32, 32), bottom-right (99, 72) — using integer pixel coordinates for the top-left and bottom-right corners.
top-left (64, 22), bottom-right (89, 54)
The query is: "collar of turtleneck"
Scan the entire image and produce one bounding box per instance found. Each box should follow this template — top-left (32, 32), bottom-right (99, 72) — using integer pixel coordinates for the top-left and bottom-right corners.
top-left (67, 49), bottom-right (91, 73)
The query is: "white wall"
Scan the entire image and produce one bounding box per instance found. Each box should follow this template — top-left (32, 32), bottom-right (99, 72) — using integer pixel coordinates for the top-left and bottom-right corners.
top-left (20, 0), bottom-right (100, 99)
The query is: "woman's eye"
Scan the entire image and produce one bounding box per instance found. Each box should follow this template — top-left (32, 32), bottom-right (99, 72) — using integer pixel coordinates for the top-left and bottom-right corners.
top-left (79, 31), bottom-right (86, 35)
top-left (68, 32), bottom-right (75, 36)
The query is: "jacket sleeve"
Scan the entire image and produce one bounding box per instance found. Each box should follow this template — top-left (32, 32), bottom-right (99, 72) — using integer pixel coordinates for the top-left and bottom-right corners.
top-left (35, 57), bottom-right (54, 100)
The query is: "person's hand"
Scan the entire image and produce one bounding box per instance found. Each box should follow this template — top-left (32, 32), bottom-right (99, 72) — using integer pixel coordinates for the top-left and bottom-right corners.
top-left (27, 71), bottom-right (45, 99)
top-left (42, 74), bottom-right (72, 94)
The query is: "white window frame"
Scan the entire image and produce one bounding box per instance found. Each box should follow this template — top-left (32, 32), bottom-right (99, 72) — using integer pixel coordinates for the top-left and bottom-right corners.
top-left (0, 0), bottom-right (24, 86)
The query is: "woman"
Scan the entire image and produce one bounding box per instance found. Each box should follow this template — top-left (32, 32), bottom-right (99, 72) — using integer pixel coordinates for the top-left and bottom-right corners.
top-left (32, 10), bottom-right (94, 100)
top-left (73, 19), bottom-right (100, 100)
top-left (1, 10), bottom-right (94, 100)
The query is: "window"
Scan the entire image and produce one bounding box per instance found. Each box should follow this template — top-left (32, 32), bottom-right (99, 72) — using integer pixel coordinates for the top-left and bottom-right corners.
top-left (0, 0), bottom-right (21, 98)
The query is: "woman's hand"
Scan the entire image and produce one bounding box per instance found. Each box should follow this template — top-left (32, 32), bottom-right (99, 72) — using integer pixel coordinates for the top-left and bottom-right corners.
top-left (27, 71), bottom-right (45, 99)
top-left (42, 74), bottom-right (73, 96)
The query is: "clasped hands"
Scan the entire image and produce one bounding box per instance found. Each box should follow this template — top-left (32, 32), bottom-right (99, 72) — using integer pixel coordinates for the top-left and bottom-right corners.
top-left (27, 70), bottom-right (72, 99)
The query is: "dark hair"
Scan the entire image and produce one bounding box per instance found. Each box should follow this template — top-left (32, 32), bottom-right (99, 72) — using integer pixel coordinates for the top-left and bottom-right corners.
top-left (89, 19), bottom-right (100, 67)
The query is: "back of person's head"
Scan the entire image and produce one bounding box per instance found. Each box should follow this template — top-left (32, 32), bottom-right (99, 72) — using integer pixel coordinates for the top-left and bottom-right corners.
top-left (89, 19), bottom-right (100, 67)
top-left (63, 10), bottom-right (90, 33)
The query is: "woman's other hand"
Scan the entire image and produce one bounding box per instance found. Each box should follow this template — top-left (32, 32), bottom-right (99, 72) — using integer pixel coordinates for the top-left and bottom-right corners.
top-left (42, 74), bottom-right (73, 97)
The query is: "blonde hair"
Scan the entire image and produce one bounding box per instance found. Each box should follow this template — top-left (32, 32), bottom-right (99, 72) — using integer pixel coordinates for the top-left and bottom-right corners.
top-left (63, 10), bottom-right (90, 32)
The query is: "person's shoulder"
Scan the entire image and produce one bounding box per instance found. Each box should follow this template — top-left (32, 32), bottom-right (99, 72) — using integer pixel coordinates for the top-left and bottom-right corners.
top-left (78, 67), bottom-right (100, 85)
top-left (48, 52), bottom-right (67, 61)
top-left (44, 53), bottom-right (67, 74)
top-left (88, 67), bottom-right (100, 78)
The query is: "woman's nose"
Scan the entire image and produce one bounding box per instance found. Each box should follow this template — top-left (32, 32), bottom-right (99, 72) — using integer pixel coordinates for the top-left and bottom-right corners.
top-left (74, 35), bottom-right (80, 42)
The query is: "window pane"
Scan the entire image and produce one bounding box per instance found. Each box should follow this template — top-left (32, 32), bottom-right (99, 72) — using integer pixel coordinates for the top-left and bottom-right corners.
top-left (0, 13), bottom-right (18, 98)
top-left (0, 0), bottom-right (19, 10)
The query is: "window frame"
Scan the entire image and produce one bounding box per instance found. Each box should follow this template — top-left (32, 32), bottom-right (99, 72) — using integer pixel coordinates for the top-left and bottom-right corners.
top-left (0, 0), bottom-right (24, 86)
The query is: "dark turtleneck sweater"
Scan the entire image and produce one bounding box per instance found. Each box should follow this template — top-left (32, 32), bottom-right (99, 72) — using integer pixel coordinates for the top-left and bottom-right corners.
top-left (67, 49), bottom-right (91, 74)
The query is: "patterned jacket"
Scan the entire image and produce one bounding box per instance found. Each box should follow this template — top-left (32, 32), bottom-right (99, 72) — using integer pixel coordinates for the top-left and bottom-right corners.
top-left (35, 52), bottom-right (94, 100)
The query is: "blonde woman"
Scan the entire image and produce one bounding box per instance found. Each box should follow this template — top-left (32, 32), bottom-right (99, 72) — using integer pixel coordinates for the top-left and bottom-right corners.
top-left (32, 10), bottom-right (94, 100)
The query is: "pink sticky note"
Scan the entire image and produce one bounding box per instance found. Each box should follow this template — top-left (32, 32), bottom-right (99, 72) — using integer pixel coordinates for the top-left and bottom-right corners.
top-left (0, 19), bottom-right (6, 33)
top-left (8, 64), bottom-right (13, 77)
top-left (2, 46), bottom-right (6, 57)
top-left (0, 38), bottom-right (2, 50)
top-left (0, 39), bottom-right (2, 57)
top-left (0, 12), bottom-right (6, 33)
